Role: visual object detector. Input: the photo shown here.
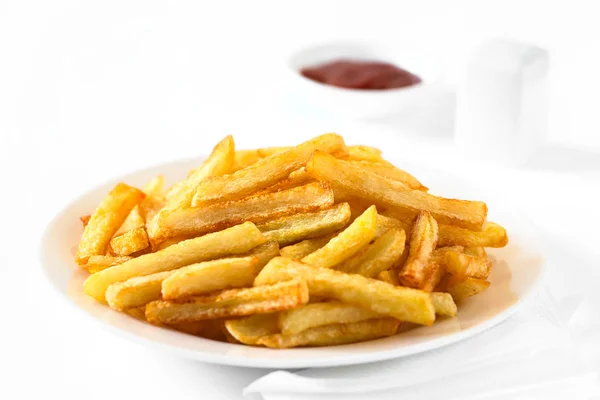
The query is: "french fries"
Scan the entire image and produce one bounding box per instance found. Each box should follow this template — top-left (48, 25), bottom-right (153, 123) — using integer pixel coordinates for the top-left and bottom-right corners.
top-left (256, 202), bottom-right (351, 246)
top-left (258, 318), bottom-right (400, 349)
top-left (146, 278), bottom-right (309, 324)
top-left (224, 313), bottom-right (280, 345)
top-left (75, 133), bottom-right (508, 348)
top-left (191, 134), bottom-right (348, 207)
top-left (438, 222), bottom-right (508, 248)
top-left (160, 182), bottom-right (334, 238)
top-left (279, 302), bottom-right (381, 334)
top-left (76, 183), bottom-right (145, 265)
top-left (398, 211), bottom-right (439, 289)
top-left (336, 228), bottom-right (406, 278)
top-left (302, 205), bottom-right (377, 268)
top-left (161, 256), bottom-right (260, 300)
top-left (255, 257), bottom-right (435, 325)
top-left (84, 222), bottom-right (267, 302)
top-left (306, 151), bottom-right (487, 230)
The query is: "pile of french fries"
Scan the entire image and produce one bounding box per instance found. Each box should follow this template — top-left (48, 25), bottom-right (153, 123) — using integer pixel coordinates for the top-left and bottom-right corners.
top-left (76, 134), bottom-right (508, 348)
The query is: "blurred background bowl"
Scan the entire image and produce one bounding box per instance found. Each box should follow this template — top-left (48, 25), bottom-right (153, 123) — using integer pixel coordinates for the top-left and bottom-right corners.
top-left (287, 41), bottom-right (440, 119)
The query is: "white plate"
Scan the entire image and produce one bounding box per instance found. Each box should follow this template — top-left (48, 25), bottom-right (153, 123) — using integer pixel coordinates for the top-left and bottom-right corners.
top-left (39, 157), bottom-right (545, 369)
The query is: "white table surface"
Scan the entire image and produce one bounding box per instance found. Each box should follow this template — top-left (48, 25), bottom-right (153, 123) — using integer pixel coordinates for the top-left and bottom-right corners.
top-left (2, 1), bottom-right (600, 399)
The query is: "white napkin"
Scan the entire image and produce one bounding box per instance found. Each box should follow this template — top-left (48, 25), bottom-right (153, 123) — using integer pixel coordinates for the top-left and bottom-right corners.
top-left (244, 233), bottom-right (600, 400)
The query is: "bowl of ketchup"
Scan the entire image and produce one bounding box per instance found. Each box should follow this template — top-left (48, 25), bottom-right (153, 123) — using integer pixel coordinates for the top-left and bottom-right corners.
top-left (287, 42), bottom-right (438, 118)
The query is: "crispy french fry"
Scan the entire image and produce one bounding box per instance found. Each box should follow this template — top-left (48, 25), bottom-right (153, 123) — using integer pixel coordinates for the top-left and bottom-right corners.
top-left (279, 302), bottom-right (381, 334)
top-left (257, 203), bottom-right (351, 246)
top-left (347, 145), bottom-right (386, 163)
top-left (302, 205), bottom-right (377, 268)
top-left (86, 255), bottom-right (133, 274)
top-left (162, 256), bottom-right (261, 300)
top-left (106, 270), bottom-right (175, 311)
top-left (231, 150), bottom-right (262, 172)
top-left (224, 313), bottom-right (280, 345)
top-left (349, 160), bottom-right (427, 191)
top-left (337, 228), bottom-right (406, 278)
top-left (84, 222), bottom-right (267, 302)
top-left (258, 318), bottom-right (399, 349)
top-left (109, 227), bottom-right (150, 256)
top-left (431, 292), bottom-right (457, 317)
top-left (421, 262), bottom-right (446, 292)
top-left (255, 257), bottom-right (435, 325)
top-left (438, 222), bottom-right (507, 248)
top-left (444, 250), bottom-right (491, 279)
top-left (398, 211), bottom-right (439, 289)
top-left (257, 146), bottom-right (292, 157)
top-left (191, 134), bottom-right (348, 207)
top-left (146, 278), bottom-right (309, 324)
top-left (76, 183), bottom-right (145, 265)
top-left (306, 151), bottom-right (487, 230)
top-left (161, 182), bottom-right (334, 238)
top-left (447, 277), bottom-right (490, 301)
top-left (279, 233), bottom-right (337, 260)
top-left (259, 167), bottom-right (315, 194)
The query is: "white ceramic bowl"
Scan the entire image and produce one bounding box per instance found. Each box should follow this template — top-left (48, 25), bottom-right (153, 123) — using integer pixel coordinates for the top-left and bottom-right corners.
top-left (286, 42), bottom-right (439, 118)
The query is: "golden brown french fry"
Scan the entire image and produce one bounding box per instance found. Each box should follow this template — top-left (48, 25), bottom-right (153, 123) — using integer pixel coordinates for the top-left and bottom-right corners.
top-left (76, 183), bottom-right (145, 265)
top-left (109, 227), bottom-right (150, 256)
top-left (84, 222), bottom-right (267, 302)
top-left (259, 167), bottom-right (315, 194)
top-left (86, 255), bottom-right (133, 274)
top-left (257, 318), bottom-right (399, 349)
top-left (279, 233), bottom-right (337, 260)
top-left (279, 302), bottom-right (381, 334)
top-left (146, 278), bottom-right (309, 324)
top-left (224, 313), bottom-right (280, 345)
top-left (302, 205), bottom-right (377, 268)
top-left (433, 246), bottom-right (465, 262)
top-left (336, 228), bottom-right (406, 278)
top-left (161, 256), bottom-right (260, 300)
top-left (421, 262), bottom-right (446, 292)
top-left (444, 250), bottom-right (491, 279)
top-left (257, 203), bottom-right (351, 246)
top-left (115, 202), bottom-right (145, 236)
top-left (447, 277), bottom-right (490, 301)
top-left (231, 150), bottom-right (262, 172)
top-left (257, 146), bottom-right (292, 157)
top-left (306, 151), bottom-right (487, 231)
top-left (398, 211), bottom-right (439, 289)
top-left (191, 134), bottom-right (348, 207)
top-left (160, 182), bottom-right (334, 238)
top-left (431, 292), bottom-right (457, 317)
top-left (153, 235), bottom-right (195, 251)
top-left (347, 145), bottom-right (386, 163)
top-left (106, 270), bottom-right (175, 311)
top-left (349, 160), bottom-right (427, 191)
top-left (255, 257), bottom-right (435, 325)
top-left (438, 222), bottom-right (508, 248)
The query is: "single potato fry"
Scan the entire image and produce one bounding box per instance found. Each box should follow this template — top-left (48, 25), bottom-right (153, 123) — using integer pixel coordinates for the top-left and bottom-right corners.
top-left (306, 151), bottom-right (487, 231)
top-left (161, 182), bottom-right (334, 238)
top-left (115, 203), bottom-right (145, 236)
top-left (231, 150), bottom-right (262, 172)
top-left (431, 292), bottom-right (457, 317)
top-left (255, 257), bottom-right (435, 325)
top-left (258, 318), bottom-right (400, 349)
top-left (146, 278), bottom-right (309, 324)
top-left (438, 222), bottom-right (507, 248)
top-left (86, 255), bottom-right (133, 274)
top-left (398, 211), bottom-right (439, 289)
top-left (76, 183), bottom-right (145, 265)
top-left (162, 256), bottom-right (261, 300)
top-left (224, 313), bottom-right (280, 345)
top-left (279, 233), bottom-right (337, 260)
top-left (444, 250), bottom-right (491, 279)
top-left (106, 270), bottom-right (175, 311)
top-left (84, 222), bottom-right (267, 302)
top-left (447, 277), bottom-right (490, 301)
top-left (421, 262), bottom-right (446, 292)
top-left (279, 302), bottom-right (381, 334)
top-left (347, 145), bottom-right (386, 163)
top-left (257, 203), bottom-right (351, 246)
top-left (349, 160), bottom-right (427, 191)
top-left (109, 227), bottom-right (150, 256)
top-left (337, 228), bottom-right (406, 278)
top-left (302, 205), bottom-right (377, 268)
top-left (191, 133), bottom-right (348, 207)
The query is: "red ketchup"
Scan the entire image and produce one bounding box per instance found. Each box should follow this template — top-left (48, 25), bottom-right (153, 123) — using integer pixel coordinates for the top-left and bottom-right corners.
top-left (301, 60), bottom-right (421, 90)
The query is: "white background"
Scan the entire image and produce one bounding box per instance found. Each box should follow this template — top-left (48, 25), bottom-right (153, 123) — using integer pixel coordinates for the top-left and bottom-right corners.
top-left (1, 1), bottom-right (599, 399)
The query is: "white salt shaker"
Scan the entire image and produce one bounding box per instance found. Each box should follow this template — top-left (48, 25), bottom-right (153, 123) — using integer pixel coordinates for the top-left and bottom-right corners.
top-left (454, 39), bottom-right (549, 166)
